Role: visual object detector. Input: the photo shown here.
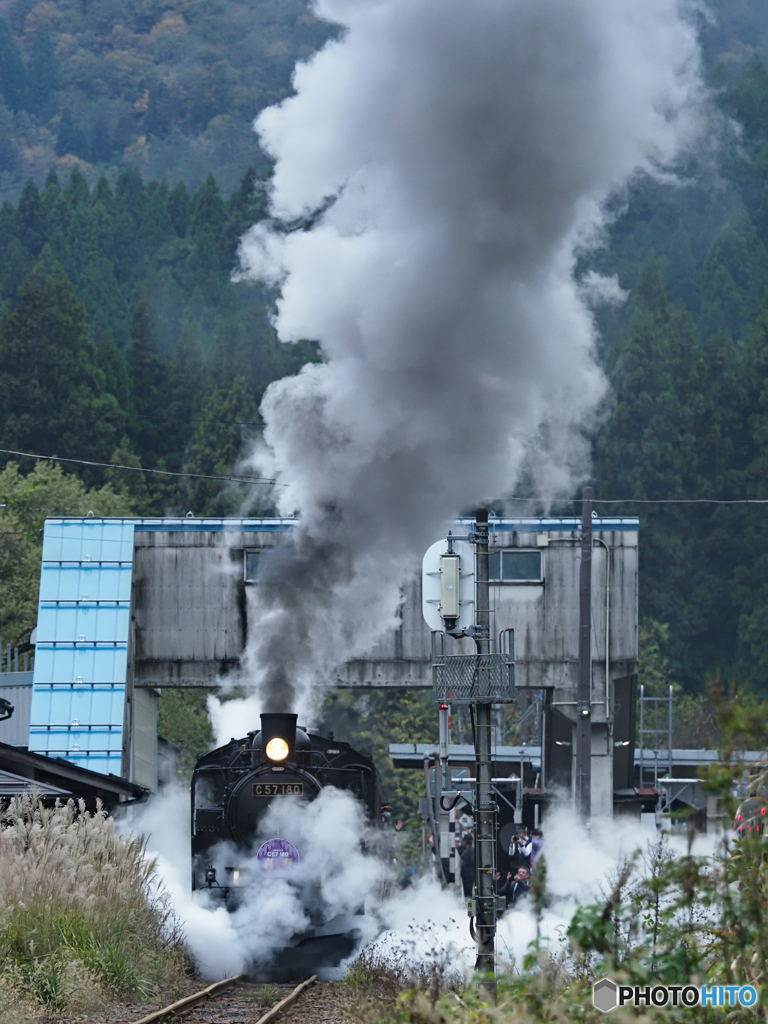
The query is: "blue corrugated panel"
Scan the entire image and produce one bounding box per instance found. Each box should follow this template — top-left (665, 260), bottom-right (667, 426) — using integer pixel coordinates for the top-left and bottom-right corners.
top-left (29, 521), bottom-right (135, 775)
top-left (39, 564), bottom-right (132, 601)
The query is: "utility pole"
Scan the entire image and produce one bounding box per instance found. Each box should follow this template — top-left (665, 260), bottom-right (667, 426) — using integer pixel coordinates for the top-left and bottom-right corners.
top-left (438, 704), bottom-right (451, 887)
top-left (422, 513), bottom-right (515, 985)
top-left (473, 508), bottom-right (496, 980)
top-left (576, 487), bottom-right (592, 822)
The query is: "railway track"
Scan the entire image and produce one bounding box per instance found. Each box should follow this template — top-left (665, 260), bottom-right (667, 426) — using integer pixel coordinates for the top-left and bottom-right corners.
top-left (129, 974), bottom-right (347, 1024)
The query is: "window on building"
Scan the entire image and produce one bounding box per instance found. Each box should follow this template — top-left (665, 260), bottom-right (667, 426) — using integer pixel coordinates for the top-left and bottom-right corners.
top-left (488, 550), bottom-right (542, 582)
top-left (244, 550), bottom-right (263, 583)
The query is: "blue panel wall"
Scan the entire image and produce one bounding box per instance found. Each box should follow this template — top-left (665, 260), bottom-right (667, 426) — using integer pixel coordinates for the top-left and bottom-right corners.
top-left (29, 520), bottom-right (135, 774)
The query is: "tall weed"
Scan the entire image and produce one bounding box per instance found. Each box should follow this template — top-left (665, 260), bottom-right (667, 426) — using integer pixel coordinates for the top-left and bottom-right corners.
top-left (0, 794), bottom-right (188, 1015)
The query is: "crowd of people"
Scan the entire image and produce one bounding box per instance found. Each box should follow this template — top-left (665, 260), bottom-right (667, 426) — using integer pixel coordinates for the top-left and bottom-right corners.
top-left (458, 825), bottom-right (544, 913)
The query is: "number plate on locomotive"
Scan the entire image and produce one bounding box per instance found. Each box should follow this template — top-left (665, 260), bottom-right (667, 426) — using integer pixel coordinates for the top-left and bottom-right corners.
top-left (252, 782), bottom-right (304, 796)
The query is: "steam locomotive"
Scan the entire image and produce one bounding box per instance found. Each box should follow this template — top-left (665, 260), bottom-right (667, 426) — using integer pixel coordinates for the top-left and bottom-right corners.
top-left (191, 711), bottom-right (385, 978)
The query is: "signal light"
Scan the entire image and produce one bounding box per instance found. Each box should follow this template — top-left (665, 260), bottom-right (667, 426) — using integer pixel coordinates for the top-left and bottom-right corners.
top-left (265, 736), bottom-right (290, 761)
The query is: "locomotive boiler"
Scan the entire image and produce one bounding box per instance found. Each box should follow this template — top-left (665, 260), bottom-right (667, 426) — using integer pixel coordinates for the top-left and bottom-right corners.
top-left (191, 711), bottom-right (384, 978)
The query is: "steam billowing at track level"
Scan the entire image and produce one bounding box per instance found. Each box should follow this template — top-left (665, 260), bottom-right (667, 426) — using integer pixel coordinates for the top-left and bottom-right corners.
top-left (237, 0), bottom-right (706, 712)
top-left (191, 712), bottom-right (387, 979)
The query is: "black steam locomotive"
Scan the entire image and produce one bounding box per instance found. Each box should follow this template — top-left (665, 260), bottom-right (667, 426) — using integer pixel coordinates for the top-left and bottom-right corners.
top-left (191, 711), bottom-right (384, 977)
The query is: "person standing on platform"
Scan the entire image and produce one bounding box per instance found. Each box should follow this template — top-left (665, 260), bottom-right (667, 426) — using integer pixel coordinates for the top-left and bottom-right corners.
top-left (459, 834), bottom-right (475, 897)
top-left (508, 830), bottom-right (532, 873)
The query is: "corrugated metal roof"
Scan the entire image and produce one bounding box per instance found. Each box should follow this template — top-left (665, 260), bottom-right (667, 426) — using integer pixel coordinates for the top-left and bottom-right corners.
top-left (457, 517), bottom-right (640, 532)
top-left (29, 520), bottom-right (134, 775)
top-left (41, 516), bottom-right (637, 533)
top-left (43, 516), bottom-right (298, 533)
top-left (0, 741), bottom-right (147, 808)
top-left (0, 676), bottom-right (32, 747)
top-left (0, 768), bottom-right (71, 799)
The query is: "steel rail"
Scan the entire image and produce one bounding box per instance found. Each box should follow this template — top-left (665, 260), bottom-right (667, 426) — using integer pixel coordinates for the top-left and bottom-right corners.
top-left (255, 974), bottom-right (318, 1024)
top-left (131, 972), bottom-right (318, 1024)
top-left (132, 974), bottom-right (245, 1023)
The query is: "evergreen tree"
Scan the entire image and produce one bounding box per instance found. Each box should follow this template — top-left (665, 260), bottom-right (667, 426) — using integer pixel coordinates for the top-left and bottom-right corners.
top-left (185, 376), bottom-right (259, 515)
top-left (0, 18), bottom-right (27, 112)
top-left (220, 167), bottom-right (268, 265)
top-left (16, 180), bottom-right (45, 258)
top-left (97, 336), bottom-right (129, 409)
top-left (0, 265), bottom-right (122, 461)
top-left (0, 103), bottom-right (19, 174)
top-left (105, 435), bottom-right (150, 511)
top-left (190, 173), bottom-right (227, 236)
top-left (27, 24), bottom-right (58, 116)
top-left (168, 180), bottom-right (190, 237)
top-left (143, 80), bottom-right (172, 138)
top-left (56, 109), bottom-right (90, 161)
top-left (90, 118), bottom-right (111, 164)
top-left (65, 165), bottom-right (90, 209)
top-left (593, 255), bottom-right (747, 688)
top-left (732, 304), bottom-right (768, 687)
top-left (126, 298), bottom-right (169, 466)
top-left (164, 323), bottom-right (203, 463)
top-left (112, 114), bottom-right (136, 155)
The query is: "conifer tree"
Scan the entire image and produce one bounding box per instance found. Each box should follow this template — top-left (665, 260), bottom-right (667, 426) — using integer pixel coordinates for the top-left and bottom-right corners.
top-left (126, 298), bottom-right (169, 466)
top-left (16, 180), bottom-right (45, 258)
top-left (185, 376), bottom-right (259, 515)
top-left (0, 265), bottom-right (121, 461)
top-left (27, 25), bottom-right (58, 116)
top-left (0, 19), bottom-right (27, 112)
top-left (56, 109), bottom-right (90, 161)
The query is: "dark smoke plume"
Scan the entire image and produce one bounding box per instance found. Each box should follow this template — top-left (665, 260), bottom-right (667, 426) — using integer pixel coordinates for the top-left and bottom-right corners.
top-left (238, 0), bottom-right (704, 712)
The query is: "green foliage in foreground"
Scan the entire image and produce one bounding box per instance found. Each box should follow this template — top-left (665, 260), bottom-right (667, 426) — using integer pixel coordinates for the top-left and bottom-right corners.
top-left (342, 700), bottom-right (768, 1023)
top-left (0, 795), bottom-right (188, 1017)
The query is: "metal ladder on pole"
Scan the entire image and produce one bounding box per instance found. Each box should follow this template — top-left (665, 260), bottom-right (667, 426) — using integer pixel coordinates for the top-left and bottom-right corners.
top-left (638, 684), bottom-right (673, 805)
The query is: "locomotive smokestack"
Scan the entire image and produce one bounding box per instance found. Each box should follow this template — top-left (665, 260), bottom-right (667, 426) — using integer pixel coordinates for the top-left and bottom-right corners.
top-left (260, 712), bottom-right (298, 763)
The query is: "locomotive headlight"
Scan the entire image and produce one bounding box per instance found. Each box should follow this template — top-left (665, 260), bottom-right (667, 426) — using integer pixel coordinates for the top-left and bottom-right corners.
top-left (265, 736), bottom-right (290, 761)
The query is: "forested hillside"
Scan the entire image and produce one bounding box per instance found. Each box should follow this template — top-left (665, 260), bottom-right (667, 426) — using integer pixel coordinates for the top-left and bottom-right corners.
top-left (0, 0), bottom-right (334, 199)
top-left (0, 165), bottom-right (315, 490)
top-left (5, 0), bottom-right (768, 709)
top-left (587, 50), bottom-right (768, 694)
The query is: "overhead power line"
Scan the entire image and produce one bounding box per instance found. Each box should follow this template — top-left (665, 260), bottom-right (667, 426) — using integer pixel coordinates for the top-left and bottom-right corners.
top-left (500, 496), bottom-right (768, 506)
top-left (594, 497), bottom-right (768, 505)
top-left (0, 448), bottom-right (764, 504)
top-left (0, 447), bottom-right (279, 486)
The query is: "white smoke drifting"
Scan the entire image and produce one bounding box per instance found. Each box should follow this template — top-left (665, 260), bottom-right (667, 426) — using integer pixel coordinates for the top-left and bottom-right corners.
top-left (126, 789), bottom-right (715, 981)
top-left (238, 0), bottom-right (704, 711)
top-left (125, 786), bottom-right (391, 979)
top-left (368, 805), bottom-right (716, 975)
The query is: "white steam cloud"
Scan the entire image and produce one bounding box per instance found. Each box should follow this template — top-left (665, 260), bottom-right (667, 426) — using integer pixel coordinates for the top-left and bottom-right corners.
top-left (125, 786), bottom-right (393, 979)
top-left (126, 792), bottom-right (715, 980)
top-left (237, 0), bottom-right (705, 711)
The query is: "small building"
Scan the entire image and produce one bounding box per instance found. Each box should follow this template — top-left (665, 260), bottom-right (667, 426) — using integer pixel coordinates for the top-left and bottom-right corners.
top-left (25, 516), bottom-right (638, 811)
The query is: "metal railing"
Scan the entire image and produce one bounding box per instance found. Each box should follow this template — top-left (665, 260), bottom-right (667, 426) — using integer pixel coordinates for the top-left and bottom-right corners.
top-left (0, 640), bottom-right (32, 676)
top-left (431, 630), bottom-right (515, 705)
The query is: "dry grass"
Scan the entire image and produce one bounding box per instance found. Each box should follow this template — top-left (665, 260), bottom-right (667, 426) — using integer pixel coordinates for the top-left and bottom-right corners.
top-left (0, 794), bottom-right (189, 1016)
